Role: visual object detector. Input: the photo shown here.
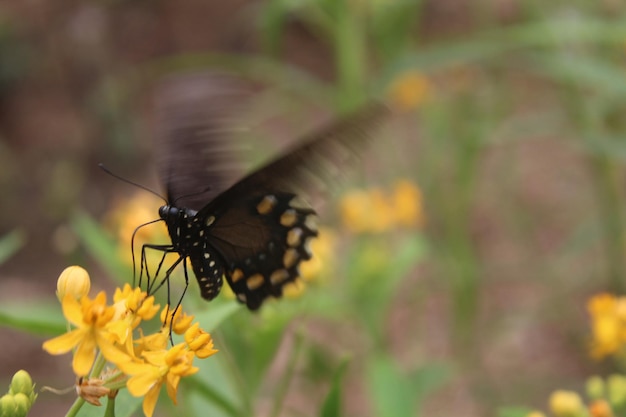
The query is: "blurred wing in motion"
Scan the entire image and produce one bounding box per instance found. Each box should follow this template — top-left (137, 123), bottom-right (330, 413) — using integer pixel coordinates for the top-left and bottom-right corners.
top-left (149, 72), bottom-right (390, 309)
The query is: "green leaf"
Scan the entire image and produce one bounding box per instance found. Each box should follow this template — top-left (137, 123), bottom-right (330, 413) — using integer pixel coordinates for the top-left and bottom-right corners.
top-left (319, 358), bottom-right (350, 417)
top-left (193, 301), bottom-right (241, 332)
top-left (0, 229), bottom-right (25, 265)
top-left (366, 357), bottom-right (449, 417)
top-left (0, 300), bottom-right (65, 335)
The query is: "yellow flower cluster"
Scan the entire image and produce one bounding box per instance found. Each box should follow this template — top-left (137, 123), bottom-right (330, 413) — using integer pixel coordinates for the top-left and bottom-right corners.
top-left (340, 179), bottom-right (424, 234)
top-left (42, 266), bottom-right (217, 417)
top-left (526, 375), bottom-right (626, 417)
top-left (587, 293), bottom-right (626, 359)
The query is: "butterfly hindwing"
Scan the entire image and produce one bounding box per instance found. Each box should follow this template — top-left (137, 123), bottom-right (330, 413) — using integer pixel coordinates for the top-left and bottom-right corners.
top-left (198, 192), bottom-right (318, 310)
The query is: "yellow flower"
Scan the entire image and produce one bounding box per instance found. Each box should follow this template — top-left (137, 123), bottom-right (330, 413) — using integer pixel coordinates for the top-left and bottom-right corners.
top-left (392, 179), bottom-right (425, 228)
top-left (107, 285), bottom-right (160, 356)
top-left (283, 279), bottom-right (306, 299)
top-left (340, 187), bottom-right (393, 233)
top-left (56, 266), bottom-right (91, 301)
top-left (549, 390), bottom-right (584, 417)
top-left (184, 323), bottom-right (218, 359)
top-left (300, 227), bottom-right (337, 282)
top-left (120, 343), bottom-right (199, 417)
top-left (387, 71), bottom-right (430, 111)
top-left (588, 293), bottom-right (626, 359)
top-left (526, 412), bottom-right (547, 417)
top-left (160, 306), bottom-right (194, 335)
top-left (135, 329), bottom-right (169, 355)
top-left (42, 292), bottom-right (126, 376)
top-left (340, 180), bottom-right (424, 234)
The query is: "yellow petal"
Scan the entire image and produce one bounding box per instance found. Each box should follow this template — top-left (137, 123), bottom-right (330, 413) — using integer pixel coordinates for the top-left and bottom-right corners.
top-left (127, 371), bottom-right (160, 397)
top-left (97, 332), bottom-right (131, 366)
top-left (73, 335), bottom-right (97, 376)
top-left (62, 294), bottom-right (84, 327)
top-left (166, 373), bottom-right (180, 404)
top-left (42, 328), bottom-right (84, 354)
top-left (142, 384), bottom-right (161, 417)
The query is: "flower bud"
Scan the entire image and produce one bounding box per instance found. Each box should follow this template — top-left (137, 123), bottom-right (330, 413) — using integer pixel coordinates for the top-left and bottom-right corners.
top-left (56, 266), bottom-right (90, 301)
top-left (12, 393), bottom-right (30, 417)
top-left (549, 390), bottom-right (585, 417)
top-left (0, 394), bottom-right (16, 417)
top-left (607, 374), bottom-right (626, 409)
top-left (587, 375), bottom-right (606, 400)
top-left (9, 370), bottom-right (34, 397)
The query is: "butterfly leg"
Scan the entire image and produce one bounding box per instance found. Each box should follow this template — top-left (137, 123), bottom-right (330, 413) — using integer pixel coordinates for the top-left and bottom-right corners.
top-left (139, 243), bottom-right (175, 295)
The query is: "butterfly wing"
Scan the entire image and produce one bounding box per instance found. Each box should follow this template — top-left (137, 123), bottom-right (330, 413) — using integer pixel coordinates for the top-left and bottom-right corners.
top-left (195, 102), bottom-right (389, 309)
top-left (154, 73), bottom-right (253, 211)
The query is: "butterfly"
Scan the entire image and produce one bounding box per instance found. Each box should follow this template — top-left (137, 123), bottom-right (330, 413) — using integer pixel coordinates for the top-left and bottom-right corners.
top-left (138, 74), bottom-right (389, 310)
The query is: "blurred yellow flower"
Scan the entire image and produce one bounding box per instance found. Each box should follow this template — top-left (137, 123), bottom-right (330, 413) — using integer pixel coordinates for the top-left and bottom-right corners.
top-left (387, 71), bottom-right (430, 111)
top-left (392, 179), bottom-right (425, 228)
top-left (549, 390), bottom-right (584, 417)
top-left (340, 179), bottom-right (424, 234)
top-left (588, 293), bottom-right (626, 359)
top-left (105, 193), bottom-right (169, 267)
top-left (526, 412), bottom-right (547, 417)
top-left (284, 227), bottom-right (337, 299)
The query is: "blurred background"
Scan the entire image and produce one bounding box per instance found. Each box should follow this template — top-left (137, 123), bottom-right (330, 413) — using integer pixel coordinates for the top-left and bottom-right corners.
top-left (1, 1), bottom-right (626, 416)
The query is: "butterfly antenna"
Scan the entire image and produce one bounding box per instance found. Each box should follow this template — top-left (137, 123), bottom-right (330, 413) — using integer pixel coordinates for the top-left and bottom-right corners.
top-left (98, 163), bottom-right (167, 204)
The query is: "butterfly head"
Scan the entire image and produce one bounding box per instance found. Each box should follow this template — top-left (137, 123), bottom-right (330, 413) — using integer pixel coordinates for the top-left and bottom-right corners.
top-left (158, 205), bottom-right (179, 221)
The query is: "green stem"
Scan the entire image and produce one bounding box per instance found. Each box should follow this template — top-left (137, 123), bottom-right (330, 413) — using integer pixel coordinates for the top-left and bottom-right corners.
top-left (65, 397), bottom-right (86, 417)
top-left (334, 0), bottom-right (367, 110)
top-left (104, 394), bottom-right (116, 417)
top-left (590, 152), bottom-right (626, 292)
top-left (90, 351), bottom-right (107, 379)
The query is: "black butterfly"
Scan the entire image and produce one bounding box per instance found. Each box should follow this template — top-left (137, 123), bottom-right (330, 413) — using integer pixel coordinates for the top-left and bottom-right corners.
top-left (139, 74), bottom-right (388, 310)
